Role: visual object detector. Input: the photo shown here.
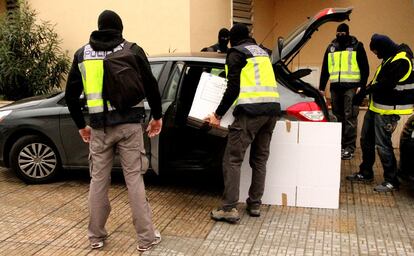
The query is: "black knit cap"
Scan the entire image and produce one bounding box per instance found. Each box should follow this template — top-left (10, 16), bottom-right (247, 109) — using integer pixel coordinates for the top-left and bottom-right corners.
top-left (336, 23), bottom-right (349, 35)
top-left (98, 10), bottom-right (123, 32)
top-left (218, 28), bottom-right (229, 39)
top-left (369, 33), bottom-right (398, 59)
top-left (229, 23), bottom-right (250, 46)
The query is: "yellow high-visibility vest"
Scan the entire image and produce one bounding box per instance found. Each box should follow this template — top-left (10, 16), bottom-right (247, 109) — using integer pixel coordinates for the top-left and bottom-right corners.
top-left (369, 51), bottom-right (413, 115)
top-left (77, 44), bottom-right (124, 113)
top-left (328, 46), bottom-right (361, 83)
top-left (229, 44), bottom-right (279, 105)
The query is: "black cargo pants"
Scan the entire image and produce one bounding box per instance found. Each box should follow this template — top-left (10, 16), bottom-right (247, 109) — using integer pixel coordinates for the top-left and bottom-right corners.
top-left (222, 114), bottom-right (278, 210)
top-left (331, 87), bottom-right (359, 152)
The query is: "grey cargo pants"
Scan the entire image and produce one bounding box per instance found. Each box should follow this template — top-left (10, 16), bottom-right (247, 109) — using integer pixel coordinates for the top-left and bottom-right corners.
top-left (222, 114), bottom-right (278, 210)
top-left (87, 123), bottom-right (155, 247)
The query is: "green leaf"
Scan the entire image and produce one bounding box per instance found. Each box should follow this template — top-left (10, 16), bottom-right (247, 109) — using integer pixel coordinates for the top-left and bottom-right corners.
top-left (0, 0), bottom-right (70, 100)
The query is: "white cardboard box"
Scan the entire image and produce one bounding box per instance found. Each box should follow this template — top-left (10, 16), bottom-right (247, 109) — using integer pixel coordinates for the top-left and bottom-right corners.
top-left (240, 121), bottom-right (299, 207)
top-left (240, 121), bottom-right (341, 209)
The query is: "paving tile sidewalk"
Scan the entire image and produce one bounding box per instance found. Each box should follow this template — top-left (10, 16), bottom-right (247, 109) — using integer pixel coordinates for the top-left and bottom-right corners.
top-left (0, 150), bottom-right (414, 255)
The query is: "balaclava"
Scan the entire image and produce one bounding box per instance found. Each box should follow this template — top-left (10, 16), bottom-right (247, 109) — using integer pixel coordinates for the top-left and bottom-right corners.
top-left (98, 10), bottom-right (123, 32)
top-left (369, 34), bottom-right (399, 60)
top-left (218, 28), bottom-right (230, 52)
top-left (336, 23), bottom-right (350, 46)
top-left (89, 10), bottom-right (124, 51)
top-left (229, 23), bottom-right (250, 47)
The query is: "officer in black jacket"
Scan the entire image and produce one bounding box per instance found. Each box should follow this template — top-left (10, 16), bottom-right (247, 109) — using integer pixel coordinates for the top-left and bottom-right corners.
top-left (65, 10), bottom-right (162, 251)
top-left (319, 23), bottom-right (369, 160)
top-left (206, 24), bottom-right (280, 223)
top-left (347, 34), bottom-right (414, 192)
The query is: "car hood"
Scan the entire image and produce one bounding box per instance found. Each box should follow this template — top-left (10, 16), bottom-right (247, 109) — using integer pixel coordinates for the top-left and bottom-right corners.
top-left (271, 7), bottom-right (353, 64)
top-left (0, 93), bottom-right (62, 111)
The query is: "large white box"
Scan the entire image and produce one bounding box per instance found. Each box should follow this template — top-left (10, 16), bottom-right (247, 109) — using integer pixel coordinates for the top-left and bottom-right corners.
top-left (296, 144), bottom-right (341, 187)
top-left (239, 121), bottom-right (341, 209)
top-left (240, 122), bottom-right (299, 207)
top-left (299, 121), bottom-right (341, 145)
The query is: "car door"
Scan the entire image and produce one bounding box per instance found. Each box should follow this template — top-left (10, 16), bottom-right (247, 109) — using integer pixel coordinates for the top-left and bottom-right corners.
top-left (58, 95), bottom-right (90, 168)
top-left (145, 60), bottom-right (171, 173)
top-left (158, 62), bottom-right (227, 173)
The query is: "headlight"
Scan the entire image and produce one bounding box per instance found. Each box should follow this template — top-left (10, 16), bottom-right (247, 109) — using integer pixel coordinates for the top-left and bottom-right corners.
top-left (0, 110), bottom-right (12, 122)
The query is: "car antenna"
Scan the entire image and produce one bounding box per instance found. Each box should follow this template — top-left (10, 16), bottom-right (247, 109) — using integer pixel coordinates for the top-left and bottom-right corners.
top-left (259, 22), bottom-right (279, 46)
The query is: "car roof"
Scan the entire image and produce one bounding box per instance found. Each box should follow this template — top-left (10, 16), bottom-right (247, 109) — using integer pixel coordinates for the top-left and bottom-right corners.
top-left (148, 52), bottom-right (226, 64)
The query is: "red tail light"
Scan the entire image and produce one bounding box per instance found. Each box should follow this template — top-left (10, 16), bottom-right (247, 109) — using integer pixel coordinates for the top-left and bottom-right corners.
top-left (314, 8), bottom-right (335, 20)
top-left (286, 102), bottom-right (327, 122)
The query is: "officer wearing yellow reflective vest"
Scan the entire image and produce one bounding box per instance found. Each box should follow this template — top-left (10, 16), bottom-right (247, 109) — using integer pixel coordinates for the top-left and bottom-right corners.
top-left (65, 10), bottom-right (163, 251)
top-left (319, 23), bottom-right (370, 160)
top-left (347, 34), bottom-right (414, 193)
top-left (205, 23), bottom-right (280, 223)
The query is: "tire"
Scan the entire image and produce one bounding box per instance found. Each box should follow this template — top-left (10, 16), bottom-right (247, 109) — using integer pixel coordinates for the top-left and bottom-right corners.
top-left (10, 135), bottom-right (61, 184)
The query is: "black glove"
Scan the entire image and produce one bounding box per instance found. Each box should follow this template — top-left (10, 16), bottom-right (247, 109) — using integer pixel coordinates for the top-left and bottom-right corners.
top-left (352, 91), bottom-right (366, 106)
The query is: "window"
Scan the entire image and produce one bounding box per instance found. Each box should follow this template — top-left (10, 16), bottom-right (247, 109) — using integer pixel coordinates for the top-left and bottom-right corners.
top-left (150, 62), bottom-right (165, 81)
top-left (162, 63), bottom-right (183, 101)
top-left (207, 67), bottom-right (226, 78)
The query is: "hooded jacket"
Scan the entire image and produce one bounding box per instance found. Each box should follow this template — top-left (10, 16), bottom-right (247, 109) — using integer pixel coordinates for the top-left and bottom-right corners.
top-left (65, 26), bottom-right (162, 129)
top-left (319, 36), bottom-right (370, 91)
top-left (368, 43), bottom-right (414, 108)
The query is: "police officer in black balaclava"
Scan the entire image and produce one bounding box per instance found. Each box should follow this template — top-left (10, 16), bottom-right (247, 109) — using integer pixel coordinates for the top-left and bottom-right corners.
top-left (65, 9), bottom-right (163, 251)
top-left (319, 23), bottom-right (370, 160)
top-left (207, 23), bottom-right (280, 223)
top-left (347, 34), bottom-right (414, 193)
top-left (201, 28), bottom-right (229, 53)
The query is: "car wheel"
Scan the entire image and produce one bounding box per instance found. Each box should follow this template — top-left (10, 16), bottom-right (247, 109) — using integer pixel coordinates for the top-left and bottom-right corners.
top-left (10, 135), bottom-right (61, 184)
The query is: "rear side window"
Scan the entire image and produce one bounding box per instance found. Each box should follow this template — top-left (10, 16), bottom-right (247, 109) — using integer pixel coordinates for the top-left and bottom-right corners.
top-left (162, 63), bottom-right (183, 101)
top-left (150, 62), bottom-right (165, 81)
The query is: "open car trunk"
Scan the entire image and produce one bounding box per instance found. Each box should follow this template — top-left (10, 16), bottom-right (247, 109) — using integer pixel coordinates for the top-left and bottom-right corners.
top-left (271, 7), bottom-right (353, 121)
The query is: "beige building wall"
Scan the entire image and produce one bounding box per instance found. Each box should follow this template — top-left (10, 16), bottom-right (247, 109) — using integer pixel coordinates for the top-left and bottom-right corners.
top-left (29, 0), bottom-right (192, 57)
top-left (29, 0), bottom-right (232, 57)
top-left (190, 0), bottom-right (232, 52)
top-left (252, 0), bottom-right (277, 50)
